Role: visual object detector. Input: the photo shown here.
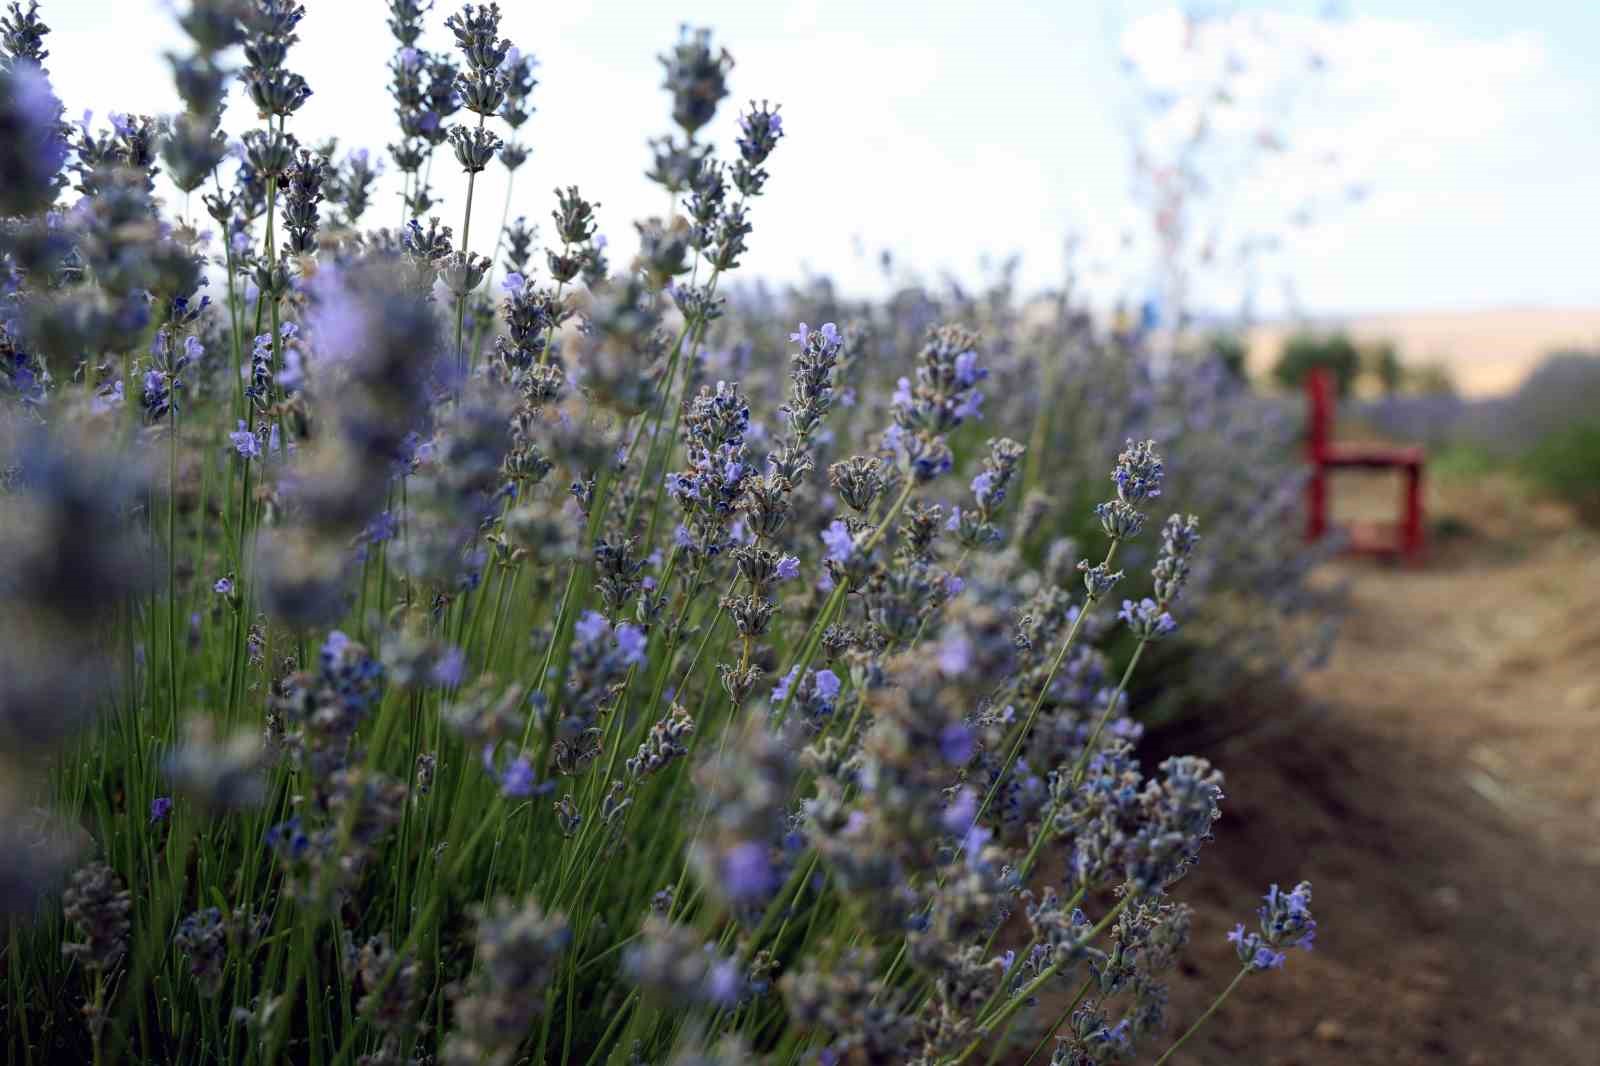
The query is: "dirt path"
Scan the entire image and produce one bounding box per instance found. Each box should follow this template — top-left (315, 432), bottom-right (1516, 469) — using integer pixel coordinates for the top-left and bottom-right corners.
top-left (1150, 475), bottom-right (1600, 1064)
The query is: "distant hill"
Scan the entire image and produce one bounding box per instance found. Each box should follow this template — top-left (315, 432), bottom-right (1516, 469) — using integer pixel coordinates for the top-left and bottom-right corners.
top-left (1245, 307), bottom-right (1600, 397)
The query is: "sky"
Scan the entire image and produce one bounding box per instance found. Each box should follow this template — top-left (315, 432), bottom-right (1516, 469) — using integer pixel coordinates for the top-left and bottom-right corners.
top-left (33, 0), bottom-right (1600, 318)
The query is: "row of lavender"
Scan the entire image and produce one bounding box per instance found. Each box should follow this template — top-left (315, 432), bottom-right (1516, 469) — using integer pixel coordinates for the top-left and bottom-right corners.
top-left (0, 2), bottom-right (1316, 1064)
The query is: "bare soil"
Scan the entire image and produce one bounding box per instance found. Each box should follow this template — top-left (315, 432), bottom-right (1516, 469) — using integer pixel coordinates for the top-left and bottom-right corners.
top-left (1147, 472), bottom-right (1600, 1064)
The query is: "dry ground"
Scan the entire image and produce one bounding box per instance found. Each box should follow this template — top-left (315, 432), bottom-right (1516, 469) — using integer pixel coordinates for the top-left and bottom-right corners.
top-left (1143, 469), bottom-right (1600, 1064)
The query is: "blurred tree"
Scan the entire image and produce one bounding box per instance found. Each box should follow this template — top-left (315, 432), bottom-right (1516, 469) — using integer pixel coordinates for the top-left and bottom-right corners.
top-left (1365, 339), bottom-right (1402, 395)
top-left (1204, 331), bottom-right (1249, 381)
top-left (1407, 362), bottom-right (1458, 396)
top-left (1274, 331), bottom-right (1360, 395)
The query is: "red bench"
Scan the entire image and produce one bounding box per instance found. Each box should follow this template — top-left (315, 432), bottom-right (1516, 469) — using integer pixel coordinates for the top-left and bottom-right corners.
top-left (1304, 368), bottom-right (1426, 560)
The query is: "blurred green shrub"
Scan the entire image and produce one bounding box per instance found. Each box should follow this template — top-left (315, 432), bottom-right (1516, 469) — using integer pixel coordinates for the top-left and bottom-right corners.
top-left (1521, 418), bottom-right (1600, 523)
top-left (1365, 339), bottom-right (1402, 395)
top-left (1274, 330), bottom-right (1360, 395)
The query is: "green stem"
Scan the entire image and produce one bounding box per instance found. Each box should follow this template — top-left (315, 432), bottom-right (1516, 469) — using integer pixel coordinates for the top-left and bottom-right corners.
top-left (455, 114), bottom-right (488, 377)
top-left (1152, 965), bottom-right (1251, 1066)
top-left (947, 895), bottom-right (1133, 1066)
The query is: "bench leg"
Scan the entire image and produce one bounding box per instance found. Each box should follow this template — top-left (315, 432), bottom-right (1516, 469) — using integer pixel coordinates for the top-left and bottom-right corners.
top-left (1402, 464), bottom-right (1424, 561)
top-left (1306, 464), bottom-right (1328, 543)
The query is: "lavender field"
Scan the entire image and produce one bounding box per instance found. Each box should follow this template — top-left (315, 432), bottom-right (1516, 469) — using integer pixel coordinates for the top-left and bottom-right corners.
top-left (3, 2), bottom-right (1596, 1065)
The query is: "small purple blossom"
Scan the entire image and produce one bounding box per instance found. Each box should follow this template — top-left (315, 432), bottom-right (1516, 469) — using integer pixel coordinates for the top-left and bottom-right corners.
top-left (615, 624), bottom-right (647, 666)
top-left (431, 647), bottom-right (467, 687)
top-left (1230, 881), bottom-right (1316, 972)
top-left (149, 797), bottom-right (173, 824)
top-left (937, 633), bottom-right (972, 677)
top-left (820, 520), bottom-right (854, 563)
top-left (721, 841), bottom-right (773, 902)
top-left (971, 470), bottom-right (997, 506)
top-left (953, 349), bottom-right (984, 388)
top-left (498, 756), bottom-right (538, 797)
top-left (1119, 597), bottom-right (1178, 640)
top-left (942, 787), bottom-right (977, 835)
top-left (775, 554), bottom-right (800, 581)
top-left (705, 958), bottom-right (742, 1005)
top-left (363, 511), bottom-right (399, 545)
top-left (482, 743), bottom-right (541, 798)
top-left (574, 611), bottom-right (609, 645)
top-left (962, 823), bottom-right (992, 869)
top-left (952, 389), bottom-right (984, 422)
top-left (213, 577), bottom-right (234, 596)
top-left (771, 666), bottom-right (799, 704)
top-left (229, 420), bottom-right (261, 460)
top-left (940, 722), bottom-right (975, 765)
top-left (892, 377), bottom-right (913, 408)
top-left (813, 669), bottom-right (841, 702)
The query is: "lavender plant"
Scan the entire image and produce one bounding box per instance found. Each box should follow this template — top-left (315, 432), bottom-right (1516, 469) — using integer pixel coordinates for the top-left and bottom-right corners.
top-left (723, 268), bottom-right (1346, 721)
top-left (0, 4), bottom-right (1319, 1065)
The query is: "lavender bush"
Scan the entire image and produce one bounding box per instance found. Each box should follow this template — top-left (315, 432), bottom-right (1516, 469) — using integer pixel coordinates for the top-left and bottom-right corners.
top-left (720, 273), bottom-right (1343, 717)
top-left (0, 3), bottom-right (1318, 1064)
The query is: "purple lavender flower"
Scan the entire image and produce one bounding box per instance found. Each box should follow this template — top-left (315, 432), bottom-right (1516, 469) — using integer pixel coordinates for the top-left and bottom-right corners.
top-left (775, 554), bottom-right (800, 581)
top-left (574, 611), bottom-right (609, 645)
top-left (1229, 880), bottom-right (1315, 970)
top-left (482, 743), bottom-right (541, 798)
top-left (1111, 438), bottom-right (1165, 504)
top-left (771, 666), bottom-right (799, 704)
top-left (498, 755), bottom-right (538, 798)
top-left (2, 61), bottom-right (69, 215)
top-left (705, 958), bottom-right (742, 1005)
top-left (213, 577), bottom-right (234, 596)
top-left (265, 818), bottom-right (311, 861)
top-left (363, 511), bottom-right (399, 545)
top-left (962, 823), bottom-right (993, 869)
top-left (813, 669), bottom-right (841, 702)
top-left (940, 722), bottom-right (975, 765)
top-left (952, 389), bottom-right (984, 422)
top-left (941, 786), bottom-right (977, 835)
top-left (225, 419), bottom-right (261, 462)
top-left (431, 647), bottom-right (467, 687)
top-left (615, 624), bottom-right (647, 666)
top-left (720, 841), bottom-right (773, 902)
top-left (820, 520), bottom-right (854, 563)
top-left (937, 632), bottom-right (972, 677)
top-left (1118, 597), bottom-right (1178, 641)
top-left (1228, 926), bottom-right (1287, 972)
top-left (149, 797), bottom-right (173, 824)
